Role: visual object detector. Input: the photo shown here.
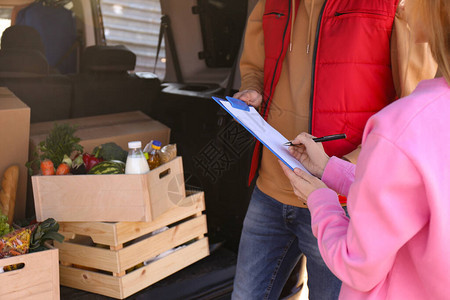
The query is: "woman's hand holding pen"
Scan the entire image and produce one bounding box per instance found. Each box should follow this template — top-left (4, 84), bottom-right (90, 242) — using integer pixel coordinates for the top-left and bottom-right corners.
top-left (233, 89), bottom-right (263, 109)
top-left (288, 132), bottom-right (330, 178)
top-left (279, 132), bottom-right (330, 204)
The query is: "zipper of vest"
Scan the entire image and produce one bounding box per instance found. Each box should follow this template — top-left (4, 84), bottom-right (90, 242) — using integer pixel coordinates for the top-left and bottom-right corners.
top-left (261, 0), bottom-right (291, 120)
top-left (308, 0), bottom-right (328, 133)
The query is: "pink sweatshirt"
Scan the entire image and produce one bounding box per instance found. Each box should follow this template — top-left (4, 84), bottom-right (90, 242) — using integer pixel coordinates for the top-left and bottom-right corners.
top-left (308, 77), bottom-right (450, 299)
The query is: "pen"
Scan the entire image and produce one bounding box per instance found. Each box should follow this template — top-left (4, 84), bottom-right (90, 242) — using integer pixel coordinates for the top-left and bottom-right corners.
top-left (284, 134), bottom-right (347, 146)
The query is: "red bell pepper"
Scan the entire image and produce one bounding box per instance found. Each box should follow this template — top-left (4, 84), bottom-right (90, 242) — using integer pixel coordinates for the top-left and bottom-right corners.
top-left (82, 153), bottom-right (104, 172)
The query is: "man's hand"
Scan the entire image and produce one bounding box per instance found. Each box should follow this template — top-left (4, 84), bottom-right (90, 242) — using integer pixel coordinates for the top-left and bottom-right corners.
top-left (233, 89), bottom-right (263, 109)
top-left (279, 161), bottom-right (328, 205)
top-left (288, 132), bottom-right (330, 178)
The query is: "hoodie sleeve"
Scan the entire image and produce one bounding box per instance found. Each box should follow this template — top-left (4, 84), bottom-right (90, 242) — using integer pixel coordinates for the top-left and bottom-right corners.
top-left (307, 133), bottom-right (429, 292)
top-left (239, 0), bottom-right (265, 94)
top-left (390, 3), bottom-right (437, 98)
top-left (321, 156), bottom-right (356, 197)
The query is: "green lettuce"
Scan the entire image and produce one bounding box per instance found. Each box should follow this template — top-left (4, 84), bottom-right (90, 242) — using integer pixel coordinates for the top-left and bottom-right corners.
top-left (0, 212), bottom-right (11, 237)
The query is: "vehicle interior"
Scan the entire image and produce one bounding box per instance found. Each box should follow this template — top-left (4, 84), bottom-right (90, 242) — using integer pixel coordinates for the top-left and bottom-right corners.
top-left (0, 0), bottom-right (304, 298)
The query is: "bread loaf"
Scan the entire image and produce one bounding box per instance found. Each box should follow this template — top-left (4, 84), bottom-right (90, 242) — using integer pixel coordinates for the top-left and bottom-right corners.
top-left (0, 165), bottom-right (19, 225)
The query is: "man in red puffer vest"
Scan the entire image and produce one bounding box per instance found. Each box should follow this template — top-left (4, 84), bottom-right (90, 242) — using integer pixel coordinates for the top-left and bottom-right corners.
top-left (231, 0), bottom-right (437, 299)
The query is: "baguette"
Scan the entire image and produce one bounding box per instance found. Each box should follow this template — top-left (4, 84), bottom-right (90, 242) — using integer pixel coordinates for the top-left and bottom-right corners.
top-left (0, 165), bottom-right (19, 225)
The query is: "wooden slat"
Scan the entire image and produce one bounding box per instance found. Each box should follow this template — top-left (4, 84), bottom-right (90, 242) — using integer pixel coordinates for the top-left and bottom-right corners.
top-left (59, 265), bottom-right (122, 299)
top-left (56, 215), bottom-right (207, 273)
top-left (118, 215), bottom-right (207, 272)
top-left (59, 238), bottom-right (209, 299)
top-left (56, 242), bottom-right (119, 273)
top-left (121, 238), bottom-right (209, 298)
top-left (59, 222), bottom-right (119, 245)
top-left (58, 191), bottom-right (205, 246)
top-left (115, 191), bottom-right (205, 245)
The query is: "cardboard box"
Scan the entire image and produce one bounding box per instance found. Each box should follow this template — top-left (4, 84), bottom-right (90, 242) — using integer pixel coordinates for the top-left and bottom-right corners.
top-left (56, 191), bottom-right (209, 299)
top-left (29, 110), bottom-right (170, 154)
top-left (0, 248), bottom-right (60, 300)
top-left (32, 157), bottom-right (185, 222)
top-left (0, 88), bottom-right (30, 221)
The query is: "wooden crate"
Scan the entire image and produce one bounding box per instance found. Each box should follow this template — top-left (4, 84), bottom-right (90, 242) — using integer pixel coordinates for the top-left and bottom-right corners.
top-left (32, 156), bottom-right (186, 222)
top-left (0, 248), bottom-right (59, 300)
top-left (55, 191), bottom-right (209, 299)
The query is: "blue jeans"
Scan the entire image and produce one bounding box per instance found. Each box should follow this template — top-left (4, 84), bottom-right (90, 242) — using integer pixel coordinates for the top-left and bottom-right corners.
top-left (232, 186), bottom-right (341, 300)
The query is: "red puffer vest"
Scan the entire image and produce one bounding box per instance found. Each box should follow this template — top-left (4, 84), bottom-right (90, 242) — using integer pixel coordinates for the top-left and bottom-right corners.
top-left (248, 0), bottom-right (399, 185)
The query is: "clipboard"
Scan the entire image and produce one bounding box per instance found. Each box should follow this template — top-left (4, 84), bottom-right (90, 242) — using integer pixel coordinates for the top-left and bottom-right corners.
top-left (212, 96), bottom-right (310, 174)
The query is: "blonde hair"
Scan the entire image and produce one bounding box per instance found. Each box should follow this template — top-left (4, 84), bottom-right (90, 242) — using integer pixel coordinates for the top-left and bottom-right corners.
top-left (413, 0), bottom-right (450, 83)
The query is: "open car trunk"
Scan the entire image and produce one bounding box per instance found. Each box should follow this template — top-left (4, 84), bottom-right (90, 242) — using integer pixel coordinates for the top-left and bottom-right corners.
top-left (61, 1), bottom-right (253, 299)
top-left (152, 0), bottom-right (254, 254)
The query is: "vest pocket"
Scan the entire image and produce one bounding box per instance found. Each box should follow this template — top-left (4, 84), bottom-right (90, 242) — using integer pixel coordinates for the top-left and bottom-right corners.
top-left (263, 12), bottom-right (286, 18)
top-left (334, 10), bottom-right (389, 18)
top-left (262, 11), bottom-right (290, 60)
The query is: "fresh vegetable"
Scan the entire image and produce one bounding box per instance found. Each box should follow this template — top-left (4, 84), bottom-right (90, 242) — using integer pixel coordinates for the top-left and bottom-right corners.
top-left (71, 155), bottom-right (86, 175)
top-left (0, 212), bottom-right (11, 237)
top-left (62, 154), bottom-right (73, 168)
top-left (93, 142), bottom-right (128, 162)
top-left (56, 163), bottom-right (70, 175)
top-left (83, 153), bottom-right (104, 172)
top-left (87, 160), bottom-right (126, 174)
top-left (0, 218), bottom-right (63, 268)
top-left (29, 218), bottom-right (64, 253)
top-left (27, 123), bottom-right (83, 175)
top-left (40, 159), bottom-right (55, 175)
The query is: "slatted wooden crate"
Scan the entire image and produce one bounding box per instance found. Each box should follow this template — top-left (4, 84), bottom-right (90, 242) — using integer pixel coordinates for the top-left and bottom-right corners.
top-left (32, 156), bottom-right (185, 222)
top-left (0, 248), bottom-right (60, 300)
top-left (54, 191), bottom-right (209, 299)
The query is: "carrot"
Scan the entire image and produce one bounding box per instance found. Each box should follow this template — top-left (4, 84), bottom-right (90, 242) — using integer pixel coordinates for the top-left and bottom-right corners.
top-left (40, 159), bottom-right (55, 175)
top-left (56, 163), bottom-right (70, 175)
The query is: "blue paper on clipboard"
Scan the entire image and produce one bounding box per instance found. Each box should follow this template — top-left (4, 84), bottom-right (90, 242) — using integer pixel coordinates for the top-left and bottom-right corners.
top-left (212, 96), bottom-right (310, 173)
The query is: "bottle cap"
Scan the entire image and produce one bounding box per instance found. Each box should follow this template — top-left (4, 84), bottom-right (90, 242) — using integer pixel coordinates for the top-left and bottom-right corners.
top-left (128, 141), bottom-right (142, 149)
top-left (152, 140), bottom-right (162, 150)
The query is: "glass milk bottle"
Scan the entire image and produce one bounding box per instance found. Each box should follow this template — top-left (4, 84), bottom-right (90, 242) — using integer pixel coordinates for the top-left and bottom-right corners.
top-left (125, 141), bottom-right (150, 174)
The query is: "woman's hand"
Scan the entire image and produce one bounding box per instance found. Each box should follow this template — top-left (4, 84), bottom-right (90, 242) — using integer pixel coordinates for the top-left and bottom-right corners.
top-left (279, 161), bottom-right (328, 205)
top-left (288, 132), bottom-right (330, 178)
top-left (233, 89), bottom-right (263, 109)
